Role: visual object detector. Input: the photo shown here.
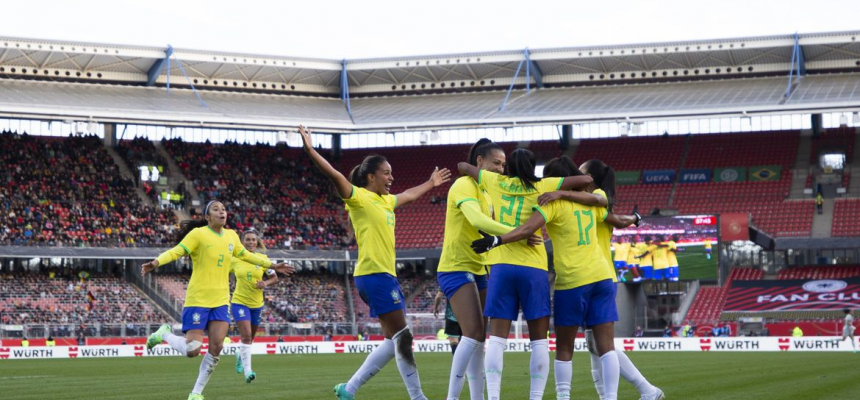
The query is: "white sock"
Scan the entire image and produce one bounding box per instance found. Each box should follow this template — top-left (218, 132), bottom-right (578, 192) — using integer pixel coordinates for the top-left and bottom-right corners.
top-left (554, 359), bottom-right (572, 399)
top-left (590, 352), bottom-right (605, 398)
top-left (191, 352), bottom-right (219, 395)
top-left (240, 343), bottom-right (252, 374)
top-left (447, 336), bottom-right (480, 400)
top-left (163, 332), bottom-right (187, 355)
top-left (529, 339), bottom-right (549, 400)
top-left (485, 336), bottom-right (507, 400)
top-left (346, 338), bottom-right (395, 395)
top-left (617, 350), bottom-right (655, 395)
top-left (393, 327), bottom-right (427, 400)
top-left (467, 343), bottom-right (486, 400)
top-left (600, 351), bottom-right (620, 400)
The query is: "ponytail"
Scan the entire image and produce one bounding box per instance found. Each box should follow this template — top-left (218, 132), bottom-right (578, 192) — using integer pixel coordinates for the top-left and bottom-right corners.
top-left (543, 155), bottom-right (582, 178)
top-left (506, 148), bottom-right (540, 191)
top-left (582, 159), bottom-right (617, 212)
top-left (176, 219), bottom-right (207, 245)
top-left (468, 138), bottom-right (503, 166)
top-left (348, 154), bottom-right (387, 187)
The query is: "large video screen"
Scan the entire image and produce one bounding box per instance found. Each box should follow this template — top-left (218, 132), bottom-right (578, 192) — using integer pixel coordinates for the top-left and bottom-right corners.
top-left (611, 215), bottom-right (718, 281)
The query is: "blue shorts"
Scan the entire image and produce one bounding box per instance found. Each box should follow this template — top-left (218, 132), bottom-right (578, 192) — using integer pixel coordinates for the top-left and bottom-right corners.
top-left (438, 271), bottom-right (489, 299)
top-left (231, 303), bottom-right (263, 326)
top-left (554, 279), bottom-right (618, 327)
top-left (484, 264), bottom-right (550, 321)
top-left (182, 305), bottom-right (230, 333)
top-left (613, 261), bottom-right (627, 270)
top-left (355, 273), bottom-right (405, 318)
top-left (640, 266), bottom-right (654, 280)
top-left (669, 266), bottom-right (680, 281)
top-left (653, 268), bottom-right (669, 280)
top-left (706, 248), bottom-right (712, 253)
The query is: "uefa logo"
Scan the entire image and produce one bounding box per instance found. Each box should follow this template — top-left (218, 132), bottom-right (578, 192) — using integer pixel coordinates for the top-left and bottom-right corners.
top-left (802, 280), bottom-right (848, 293)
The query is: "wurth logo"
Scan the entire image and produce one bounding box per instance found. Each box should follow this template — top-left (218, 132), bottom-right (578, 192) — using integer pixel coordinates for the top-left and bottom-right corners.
top-left (201, 344), bottom-right (209, 355)
top-left (778, 338), bottom-right (790, 351)
top-left (134, 346), bottom-right (145, 357)
top-left (700, 339), bottom-right (711, 352)
top-left (68, 347), bottom-right (79, 358)
top-left (266, 344), bottom-right (276, 355)
top-left (334, 342), bottom-right (345, 354)
top-left (0, 347), bottom-right (9, 359)
top-left (548, 339), bottom-right (556, 352)
top-left (623, 339), bottom-right (634, 352)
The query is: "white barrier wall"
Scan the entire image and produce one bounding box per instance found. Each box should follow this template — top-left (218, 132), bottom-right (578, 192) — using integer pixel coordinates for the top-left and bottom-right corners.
top-left (2, 337), bottom-right (858, 360)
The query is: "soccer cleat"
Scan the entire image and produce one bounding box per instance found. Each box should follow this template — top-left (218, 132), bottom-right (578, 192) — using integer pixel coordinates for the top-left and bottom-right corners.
top-left (187, 394), bottom-right (204, 400)
top-left (640, 387), bottom-right (665, 400)
top-left (333, 383), bottom-right (355, 400)
top-left (244, 371), bottom-right (256, 384)
top-left (146, 323), bottom-right (172, 350)
top-left (235, 354), bottom-right (244, 374)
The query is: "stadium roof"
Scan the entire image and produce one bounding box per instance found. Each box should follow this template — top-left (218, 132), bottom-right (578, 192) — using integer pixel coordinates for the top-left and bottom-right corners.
top-left (0, 31), bottom-right (859, 132)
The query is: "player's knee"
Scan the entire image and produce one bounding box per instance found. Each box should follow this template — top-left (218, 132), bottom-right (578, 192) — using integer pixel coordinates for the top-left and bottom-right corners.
top-left (240, 335), bottom-right (253, 345)
top-left (186, 340), bottom-right (202, 357)
top-left (208, 343), bottom-right (223, 356)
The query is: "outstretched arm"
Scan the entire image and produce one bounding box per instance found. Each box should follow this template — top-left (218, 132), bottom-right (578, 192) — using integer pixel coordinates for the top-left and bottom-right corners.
top-left (559, 175), bottom-right (593, 191)
top-left (538, 191), bottom-right (608, 207)
top-left (300, 125), bottom-right (352, 199)
top-left (395, 167), bottom-right (452, 207)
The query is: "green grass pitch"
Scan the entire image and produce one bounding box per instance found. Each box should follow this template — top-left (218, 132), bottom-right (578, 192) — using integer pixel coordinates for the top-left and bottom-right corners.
top-left (1, 351), bottom-right (857, 399)
top-left (611, 244), bottom-right (718, 281)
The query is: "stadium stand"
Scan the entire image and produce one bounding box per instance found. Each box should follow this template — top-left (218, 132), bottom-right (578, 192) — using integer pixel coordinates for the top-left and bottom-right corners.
top-left (810, 126), bottom-right (854, 163)
top-left (685, 268), bottom-right (763, 323)
top-left (776, 265), bottom-right (860, 280)
top-left (162, 139), bottom-right (350, 250)
top-left (0, 132), bottom-right (177, 247)
top-left (832, 198), bottom-right (860, 237)
top-left (0, 271), bottom-right (170, 329)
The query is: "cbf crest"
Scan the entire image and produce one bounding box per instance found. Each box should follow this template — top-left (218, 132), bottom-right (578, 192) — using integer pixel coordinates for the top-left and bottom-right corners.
top-left (228, 244), bottom-right (234, 253)
top-left (192, 313), bottom-right (202, 324)
top-left (466, 273), bottom-right (475, 283)
top-left (391, 290), bottom-right (401, 304)
top-left (238, 308), bottom-right (246, 318)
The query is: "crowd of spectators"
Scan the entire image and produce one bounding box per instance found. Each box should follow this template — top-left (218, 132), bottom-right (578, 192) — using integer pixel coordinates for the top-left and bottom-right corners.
top-left (163, 139), bottom-right (350, 250)
top-left (0, 270), bottom-right (170, 327)
top-left (0, 131), bottom-right (178, 247)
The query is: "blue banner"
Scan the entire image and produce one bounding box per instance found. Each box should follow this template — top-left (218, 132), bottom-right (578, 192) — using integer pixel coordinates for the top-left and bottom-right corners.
top-left (642, 169), bottom-right (676, 184)
top-left (679, 169), bottom-right (712, 183)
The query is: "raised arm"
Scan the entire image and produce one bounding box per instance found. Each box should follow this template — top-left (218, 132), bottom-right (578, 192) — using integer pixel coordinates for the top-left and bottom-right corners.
top-left (457, 162), bottom-right (480, 181)
top-left (559, 175), bottom-right (593, 191)
top-left (300, 125), bottom-right (352, 199)
top-left (141, 244), bottom-right (190, 275)
top-left (460, 201), bottom-right (513, 236)
top-left (538, 190), bottom-right (607, 207)
top-left (395, 167), bottom-right (452, 207)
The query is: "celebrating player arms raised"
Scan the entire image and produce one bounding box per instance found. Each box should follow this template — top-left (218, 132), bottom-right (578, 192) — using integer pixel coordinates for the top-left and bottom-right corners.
top-left (298, 125), bottom-right (451, 400)
top-left (140, 201), bottom-right (294, 400)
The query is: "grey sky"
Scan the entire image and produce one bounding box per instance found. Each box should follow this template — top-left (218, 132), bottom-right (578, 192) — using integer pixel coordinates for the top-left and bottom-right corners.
top-left (1, 0), bottom-right (858, 59)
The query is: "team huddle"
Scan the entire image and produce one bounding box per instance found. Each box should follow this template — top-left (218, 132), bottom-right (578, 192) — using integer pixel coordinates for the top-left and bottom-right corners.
top-left (611, 236), bottom-right (682, 283)
top-left (140, 125), bottom-right (664, 400)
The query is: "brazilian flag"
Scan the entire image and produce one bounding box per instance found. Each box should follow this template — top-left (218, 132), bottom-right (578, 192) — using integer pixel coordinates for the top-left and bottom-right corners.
top-left (749, 166), bottom-right (781, 181)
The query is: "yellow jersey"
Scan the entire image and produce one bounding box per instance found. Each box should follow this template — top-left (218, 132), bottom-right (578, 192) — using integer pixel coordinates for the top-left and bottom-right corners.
top-left (592, 189), bottom-right (618, 283)
top-left (344, 186), bottom-right (397, 277)
top-left (478, 170), bottom-right (562, 270)
top-left (667, 241), bottom-right (679, 266)
top-left (627, 242), bottom-right (641, 265)
top-left (614, 243), bottom-right (631, 262)
top-left (639, 243), bottom-right (655, 267)
top-left (438, 177), bottom-right (492, 275)
top-left (156, 226), bottom-right (271, 308)
top-left (704, 239), bottom-right (712, 250)
top-left (653, 245), bottom-right (670, 270)
top-left (230, 253), bottom-right (274, 309)
top-left (536, 200), bottom-right (613, 290)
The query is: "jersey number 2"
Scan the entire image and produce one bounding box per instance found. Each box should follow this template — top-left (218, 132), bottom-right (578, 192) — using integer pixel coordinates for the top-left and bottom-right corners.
top-left (574, 210), bottom-right (594, 245)
top-left (216, 254), bottom-right (224, 268)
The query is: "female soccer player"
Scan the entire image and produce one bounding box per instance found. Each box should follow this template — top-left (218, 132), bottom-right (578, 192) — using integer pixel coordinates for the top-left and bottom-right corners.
top-left (230, 228), bottom-right (278, 383)
top-left (298, 126), bottom-right (450, 400)
top-left (141, 201), bottom-right (293, 400)
top-left (440, 138), bottom-right (542, 400)
top-left (458, 149), bottom-right (591, 400)
top-left (538, 158), bottom-right (662, 400)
